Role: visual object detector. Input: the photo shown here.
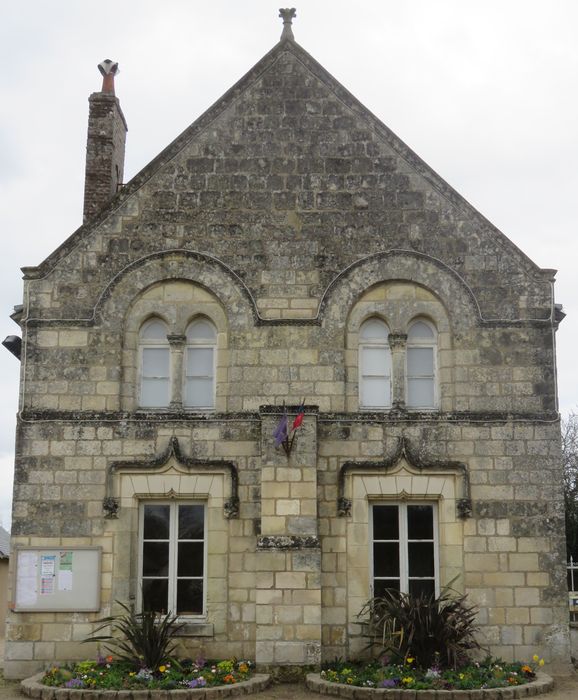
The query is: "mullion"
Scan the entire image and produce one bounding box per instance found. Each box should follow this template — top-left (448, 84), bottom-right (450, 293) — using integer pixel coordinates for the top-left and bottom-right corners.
top-left (406, 504), bottom-right (435, 589)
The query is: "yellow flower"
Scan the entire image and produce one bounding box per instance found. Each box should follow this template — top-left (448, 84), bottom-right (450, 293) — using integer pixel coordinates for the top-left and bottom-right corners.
top-left (159, 665), bottom-right (166, 673)
top-left (539, 659), bottom-right (545, 667)
top-left (402, 677), bottom-right (414, 684)
top-left (459, 674), bottom-right (465, 680)
top-left (532, 655), bottom-right (540, 662)
top-left (406, 657), bottom-right (414, 664)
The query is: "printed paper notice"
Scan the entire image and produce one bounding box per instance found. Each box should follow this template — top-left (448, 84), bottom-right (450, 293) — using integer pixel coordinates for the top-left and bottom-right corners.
top-left (58, 551), bottom-right (74, 590)
top-left (58, 570), bottom-right (73, 591)
top-left (39, 555), bottom-right (56, 596)
top-left (16, 551), bottom-right (38, 607)
top-left (59, 551), bottom-right (73, 571)
top-left (40, 554), bottom-right (56, 578)
top-left (40, 577), bottom-right (54, 596)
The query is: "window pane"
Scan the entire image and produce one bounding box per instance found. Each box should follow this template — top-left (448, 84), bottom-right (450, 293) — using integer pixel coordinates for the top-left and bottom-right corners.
top-left (407, 505), bottom-right (433, 539)
top-left (179, 505), bottom-right (204, 539)
top-left (144, 505), bottom-right (170, 539)
top-left (142, 579), bottom-right (168, 613)
top-left (142, 542), bottom-right (170, 576)
top-left (141, 320), bottom-right (167, 340)
top-left (409, 579), bottom-right (435, 599)
top-left (362, 347), bottom-right (389, 376)
top-left (187, 320), bottom-right (216, 341)
top-left (374, 579), bottom-right (400, 598)
top-left (141, 378), bottom-right (170, 407)
top-left (177, 579), bottom-right (203, 615)
top-left (373, 505), bottom-right (399, 540)
top-left (185, 378), bottom-right (214, 407)
top-left (178, 542), bottom-right (204, 576)
top-left (360, 318), bottom-right (389, 340)
top-left (142, 348), bottom-right (170, 377)
top-left (408, 321), bottom-right (434, 340)
top-left (407, 378), bottom-right (434, 407)
top-left (407, 347), bottom-right (433, 376)
top-left (361, 377), bottom-right (390, 407)
top-left (373, 543), bottom-right (400, 577)
top-left (186, 348), bottom-right (213, 377)
top-left (408, 542), bottom-right (435, 577)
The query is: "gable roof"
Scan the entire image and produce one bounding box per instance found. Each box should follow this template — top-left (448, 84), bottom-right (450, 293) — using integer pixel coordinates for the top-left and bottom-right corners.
top-left (23, 35), bottom-right (548, 281)
top-left (0, 525), bottom-right (10, 558)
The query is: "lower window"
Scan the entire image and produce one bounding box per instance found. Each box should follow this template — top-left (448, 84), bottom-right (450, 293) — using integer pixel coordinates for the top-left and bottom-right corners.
top-left (139, 502), bottom-right (205, 615)
top-left (371, 502), bottom-right (438, 598)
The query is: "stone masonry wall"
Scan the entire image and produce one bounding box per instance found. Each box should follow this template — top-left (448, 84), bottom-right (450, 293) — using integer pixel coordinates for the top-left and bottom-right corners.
top-left (5, 34), bottom-right (569, 678)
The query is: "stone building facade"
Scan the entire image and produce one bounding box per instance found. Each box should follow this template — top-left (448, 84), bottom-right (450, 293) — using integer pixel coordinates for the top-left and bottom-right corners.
top-left (4, 13), bottom-right (570, 678)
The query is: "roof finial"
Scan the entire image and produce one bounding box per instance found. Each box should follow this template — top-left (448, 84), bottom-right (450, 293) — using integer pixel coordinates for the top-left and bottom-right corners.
top-left (98, 59), bottom-right (119, 94)
top-left (279, 8), bottom-right (296, 41)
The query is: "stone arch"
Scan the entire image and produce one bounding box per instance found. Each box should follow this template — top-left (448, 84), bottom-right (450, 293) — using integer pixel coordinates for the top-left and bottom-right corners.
top-left (94, 249), bottom-right (256, 332)
top-left (320, 250), bottom-right (481, 332)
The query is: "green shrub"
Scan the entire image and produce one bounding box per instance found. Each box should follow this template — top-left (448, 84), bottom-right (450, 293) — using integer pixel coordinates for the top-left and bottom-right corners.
top-left (358, 587), bottom-right (482, 669)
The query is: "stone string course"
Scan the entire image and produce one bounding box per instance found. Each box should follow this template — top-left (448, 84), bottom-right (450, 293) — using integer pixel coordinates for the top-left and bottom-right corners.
top-left (21, 673), bottom-right (271, 699)
top-left (305, 672), bottom-right (555, 700)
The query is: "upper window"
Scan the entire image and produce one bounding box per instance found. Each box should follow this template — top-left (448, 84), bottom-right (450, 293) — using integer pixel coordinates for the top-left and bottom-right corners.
top-left (359, 318), bottom-right (391, 408)
top-left (406, 320), bottom-right (437, 409)
top-left (185, 319), bottom-right (216, 409)
top-left (371, 502), bottom-right (438, 598)
top-left (139, 501), bottom-right (205, 616)
top-left (139, 319), bottom-right (170, 408)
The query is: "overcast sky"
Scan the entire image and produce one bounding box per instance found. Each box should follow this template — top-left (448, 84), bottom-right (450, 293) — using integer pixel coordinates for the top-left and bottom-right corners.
top-left (0, 0), bottom-right (576, 529)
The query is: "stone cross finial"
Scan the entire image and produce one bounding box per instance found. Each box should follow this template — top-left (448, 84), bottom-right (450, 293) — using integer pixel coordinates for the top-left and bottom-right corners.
top-left (279, 8), bottom-right (297, 41)
top-left (98, 59), bottom-right (119, 94)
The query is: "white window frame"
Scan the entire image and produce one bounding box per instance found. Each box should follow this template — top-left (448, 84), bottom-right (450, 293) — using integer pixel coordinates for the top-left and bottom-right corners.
top-left (370, 501), bottom-right (439, 597)
top-left (358, 318), bottom-right (392, 409)
top-left (184, 319), bottom-right (217, 410)
top-left (405, 319), bottom-right (438, 410)
top-left (137, 500), bottom-right (207, 618)
top-left (138, 319), bottom-right (171, 408)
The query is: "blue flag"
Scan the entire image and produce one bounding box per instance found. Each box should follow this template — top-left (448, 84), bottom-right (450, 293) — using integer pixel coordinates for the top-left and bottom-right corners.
top-left (273, 412), bottom-right (289, 447)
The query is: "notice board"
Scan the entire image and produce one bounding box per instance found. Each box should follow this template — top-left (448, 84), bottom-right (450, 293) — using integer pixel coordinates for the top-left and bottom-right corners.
top-left (12, 547), bottom-right (101, 612)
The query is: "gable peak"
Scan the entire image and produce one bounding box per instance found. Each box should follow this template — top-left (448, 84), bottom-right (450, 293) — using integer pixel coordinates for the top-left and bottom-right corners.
top-left (279, 7), bottom-right (297, 41)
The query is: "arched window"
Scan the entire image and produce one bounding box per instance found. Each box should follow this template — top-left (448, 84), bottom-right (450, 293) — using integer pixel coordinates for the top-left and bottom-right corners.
top-left (185, 318), bottom-right (216, 409)
top-left (406, 319), bottom-right (437, 409)
top-left (359, 318), bottom-right (391, 408)
top-left (139, 319), bottom-right (170, 407)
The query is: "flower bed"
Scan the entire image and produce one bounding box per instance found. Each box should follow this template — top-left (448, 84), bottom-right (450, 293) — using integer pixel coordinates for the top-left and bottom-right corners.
top-left (40, 656), bottom-right (255, 691)
top-left (316, 656), bottom-right (545, 691)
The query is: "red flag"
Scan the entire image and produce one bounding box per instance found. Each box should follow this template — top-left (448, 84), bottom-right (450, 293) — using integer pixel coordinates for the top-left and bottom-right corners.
top-left (292, 406), bottom-right (305, 431)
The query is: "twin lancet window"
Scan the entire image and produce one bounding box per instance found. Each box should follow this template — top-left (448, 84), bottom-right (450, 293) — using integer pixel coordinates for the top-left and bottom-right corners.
top-left (359, 318), bottom-right (437, 409)
top-left (139, 318), bottom-right (216, 409)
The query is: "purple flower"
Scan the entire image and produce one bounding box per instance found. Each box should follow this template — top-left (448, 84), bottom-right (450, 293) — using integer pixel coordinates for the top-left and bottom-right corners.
top-left (381, 678), bottom-right (398, 688)
top-left (65, 678), bottom-right (85, 689)
top-left (187, 677), bottom-right (206, 688)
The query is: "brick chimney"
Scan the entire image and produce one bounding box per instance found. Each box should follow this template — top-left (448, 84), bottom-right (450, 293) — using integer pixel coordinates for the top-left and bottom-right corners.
top-left (83, 60), bottom-right (128, 223)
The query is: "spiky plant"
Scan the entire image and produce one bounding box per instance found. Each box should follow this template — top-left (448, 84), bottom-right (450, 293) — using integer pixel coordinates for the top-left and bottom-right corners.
top-left (358, 588), bottom-right (483, 669)
top-left (83, 601), bottom-right (183, 669)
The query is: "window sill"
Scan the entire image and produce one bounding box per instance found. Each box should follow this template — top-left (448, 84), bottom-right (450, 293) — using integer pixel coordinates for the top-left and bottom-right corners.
top-left (135, 407), bottom-right (217, 413)
top-left (176, 621), bottom-right (214, 637)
